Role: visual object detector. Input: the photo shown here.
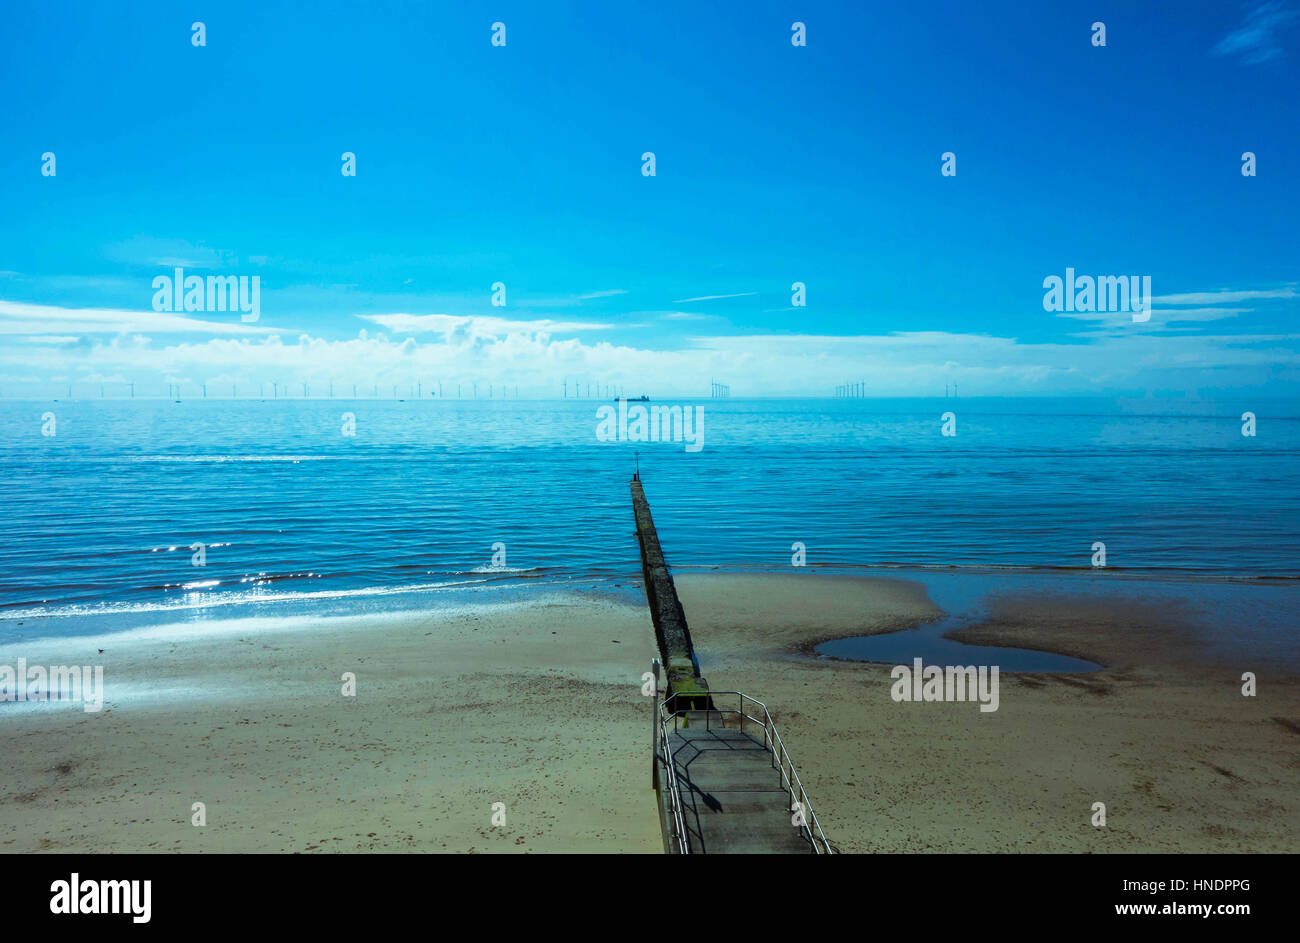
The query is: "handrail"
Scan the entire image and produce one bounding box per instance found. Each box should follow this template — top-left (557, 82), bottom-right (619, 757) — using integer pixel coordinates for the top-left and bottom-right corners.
top-left (656, 690), bottom-right (835, 854)
top-left (655, 704), bottom-right (690, 854)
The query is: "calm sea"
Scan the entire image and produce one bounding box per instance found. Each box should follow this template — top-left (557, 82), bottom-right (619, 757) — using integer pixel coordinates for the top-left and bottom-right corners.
top-left (3, 396), bottom-right (1298, 639)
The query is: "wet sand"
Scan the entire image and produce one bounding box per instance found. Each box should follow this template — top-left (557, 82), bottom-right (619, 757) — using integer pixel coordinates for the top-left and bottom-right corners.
top-left (2, 572), bottom-right (1296, 853)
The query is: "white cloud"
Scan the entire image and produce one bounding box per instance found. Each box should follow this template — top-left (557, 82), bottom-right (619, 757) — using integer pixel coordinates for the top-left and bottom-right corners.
top-left (3, 303), bottom-right (1296, 397)
top-left (1054, 283), bottom-right (1297, 333)
top-left (672, 291), bottom-right (757, 303)
top-left (1152, 286), bottom-right (1297, 305)
top-left (358, 313), bottom-right (612, 335)
top-left (1057, 307), bottom-right (1248, 328)
top-left (1212, 1), bottom-right (1298, 65)
top-left (1155, 307), bottom-right (1250, 321)
top-left (0, 300), bottom-right (280, 335)
top-left (105, 236), bottom-right (237, 269)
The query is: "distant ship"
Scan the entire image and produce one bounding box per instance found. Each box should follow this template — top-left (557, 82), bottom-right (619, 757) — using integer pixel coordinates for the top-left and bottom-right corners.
top-left (615, 395), bottom-right (650, 402)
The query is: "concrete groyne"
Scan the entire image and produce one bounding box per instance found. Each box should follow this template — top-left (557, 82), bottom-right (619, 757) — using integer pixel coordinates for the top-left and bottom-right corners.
top-left (630, 475), bottom-right (712, 709)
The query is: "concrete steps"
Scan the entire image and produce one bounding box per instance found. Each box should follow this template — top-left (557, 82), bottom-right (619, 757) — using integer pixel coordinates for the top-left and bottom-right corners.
top-left (666, 726), bottom-right (815, 854)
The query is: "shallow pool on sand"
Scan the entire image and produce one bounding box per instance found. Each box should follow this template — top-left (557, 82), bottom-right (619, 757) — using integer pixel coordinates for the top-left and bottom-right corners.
top-left (816, 570), bottom-right (1101, 672)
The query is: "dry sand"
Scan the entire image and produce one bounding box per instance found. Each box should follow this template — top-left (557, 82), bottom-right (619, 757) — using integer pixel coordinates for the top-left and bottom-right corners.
top-left (2, 572), bottom-right (1296, 853)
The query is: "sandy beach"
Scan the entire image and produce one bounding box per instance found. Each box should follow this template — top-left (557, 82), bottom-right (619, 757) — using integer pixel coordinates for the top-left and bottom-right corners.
top-left (676, 573), bottom-right (1300, 854)
top-left (0, 595), bottom-right (666, 854)
top-left (2, 573), bottom-right (1296, 853)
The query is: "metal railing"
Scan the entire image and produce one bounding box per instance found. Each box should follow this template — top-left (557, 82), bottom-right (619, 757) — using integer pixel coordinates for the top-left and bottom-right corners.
top-left (655, 701), bottom-right (691, 854)
top-left (656, 690), bottom-right (835, 854)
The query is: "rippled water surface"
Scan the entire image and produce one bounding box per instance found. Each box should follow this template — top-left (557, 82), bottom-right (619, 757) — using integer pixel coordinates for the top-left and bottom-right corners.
top-left (3, 397), bottom-right (1297, 638)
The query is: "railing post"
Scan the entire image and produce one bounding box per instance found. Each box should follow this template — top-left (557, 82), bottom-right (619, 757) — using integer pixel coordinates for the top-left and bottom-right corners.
top-left (651, 658), bottom-right (660, 789)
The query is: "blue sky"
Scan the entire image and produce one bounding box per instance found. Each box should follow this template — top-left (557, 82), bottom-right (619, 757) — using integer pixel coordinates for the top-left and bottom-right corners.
top-left (1, 0), bottom-right (1297, 397)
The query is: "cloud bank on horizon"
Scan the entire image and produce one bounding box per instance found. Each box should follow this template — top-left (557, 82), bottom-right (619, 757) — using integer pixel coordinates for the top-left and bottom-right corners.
top-left (2, 288), bottom-right (1296, 399)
